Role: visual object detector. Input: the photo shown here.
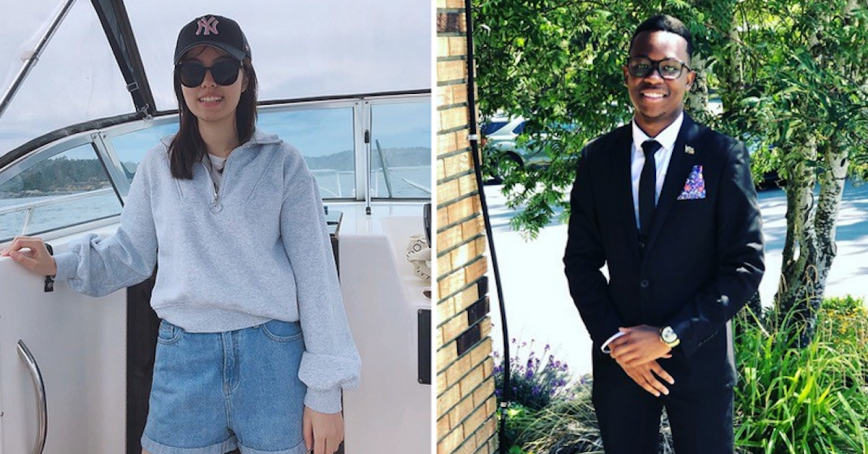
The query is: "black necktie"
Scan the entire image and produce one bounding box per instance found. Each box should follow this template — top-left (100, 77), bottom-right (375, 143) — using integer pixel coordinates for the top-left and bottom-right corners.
top-left (639, 140), bottom-right (661, 239)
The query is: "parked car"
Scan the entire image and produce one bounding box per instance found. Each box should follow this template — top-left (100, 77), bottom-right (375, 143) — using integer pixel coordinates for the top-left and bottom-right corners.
top-left (481, 115), bottom-right (562, 182)
top-left (744, 138), bottom-right (785, 190)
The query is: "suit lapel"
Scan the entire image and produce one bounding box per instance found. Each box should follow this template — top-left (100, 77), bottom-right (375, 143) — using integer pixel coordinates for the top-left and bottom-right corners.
top-left (645, 114), bottom-right (700, 252)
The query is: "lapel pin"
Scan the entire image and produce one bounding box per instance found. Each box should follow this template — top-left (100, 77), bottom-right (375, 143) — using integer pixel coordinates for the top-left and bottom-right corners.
top-left (685, 145), bottom-right (695, 155)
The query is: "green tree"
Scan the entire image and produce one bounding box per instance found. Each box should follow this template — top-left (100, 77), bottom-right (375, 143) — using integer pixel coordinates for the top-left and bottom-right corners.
top-left (717, 0), bottom-right (868, 344)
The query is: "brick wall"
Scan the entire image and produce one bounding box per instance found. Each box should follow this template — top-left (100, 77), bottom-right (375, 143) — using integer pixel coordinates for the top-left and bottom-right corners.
top-left (436, 1), bottom-right (498, 454)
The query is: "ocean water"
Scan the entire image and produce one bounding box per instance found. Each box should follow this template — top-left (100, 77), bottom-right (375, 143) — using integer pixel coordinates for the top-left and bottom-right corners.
top-left (0, 166), bottom-right (431, 241)
top-left (0, 189), bottom-right (122, 241)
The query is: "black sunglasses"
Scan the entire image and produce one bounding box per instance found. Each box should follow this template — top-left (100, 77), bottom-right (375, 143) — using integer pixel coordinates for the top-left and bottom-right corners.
top-left (626, 57), bottom-right (691, 80)
top-left (176, 59), bottom-right (242, 87)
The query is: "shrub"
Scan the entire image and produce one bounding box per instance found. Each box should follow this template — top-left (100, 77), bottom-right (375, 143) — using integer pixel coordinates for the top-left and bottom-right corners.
top-left (493, 338), bottom-right (573, 411)
top-left (817, 296), bottom-right (868, 376)
top-left (493, 296), bottom-right (868, 454)
top-left (734, 304), bottom-right (868, 453)
top-left (493, 338), bottom-right (575, 449)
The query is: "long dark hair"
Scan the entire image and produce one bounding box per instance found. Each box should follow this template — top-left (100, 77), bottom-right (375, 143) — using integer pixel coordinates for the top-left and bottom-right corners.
top-left (168, 57), bottom-right (258, 179)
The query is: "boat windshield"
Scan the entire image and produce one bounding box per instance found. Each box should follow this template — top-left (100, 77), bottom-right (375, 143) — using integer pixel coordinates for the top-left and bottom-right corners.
top-left (0, 0), bottom-right (430, 157)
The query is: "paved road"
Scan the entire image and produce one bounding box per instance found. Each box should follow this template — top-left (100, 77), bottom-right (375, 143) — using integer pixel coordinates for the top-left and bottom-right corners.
top-left (485, 180), bottom-right (868, 376)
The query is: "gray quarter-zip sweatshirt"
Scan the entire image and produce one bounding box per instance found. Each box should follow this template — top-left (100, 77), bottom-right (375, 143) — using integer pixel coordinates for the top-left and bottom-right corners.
top-left (54, 128), bottom-right (360, 413)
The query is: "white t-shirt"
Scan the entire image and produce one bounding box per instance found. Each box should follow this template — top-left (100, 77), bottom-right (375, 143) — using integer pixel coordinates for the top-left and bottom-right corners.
top-left (207, 153), bottom-right (227, 191)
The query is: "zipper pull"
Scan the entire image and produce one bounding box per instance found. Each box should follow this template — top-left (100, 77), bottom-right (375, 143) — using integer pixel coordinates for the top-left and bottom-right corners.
top-left (210, 190), bottom-right (223, 213)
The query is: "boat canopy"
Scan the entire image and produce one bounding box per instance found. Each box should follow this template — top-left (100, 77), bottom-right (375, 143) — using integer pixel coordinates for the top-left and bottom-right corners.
top-left (0, 0), bottom-right (431, 159)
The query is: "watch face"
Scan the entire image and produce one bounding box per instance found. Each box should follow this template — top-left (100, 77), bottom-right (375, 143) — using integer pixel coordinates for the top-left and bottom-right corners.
top-left (662, 327), bottom-right (677, 342)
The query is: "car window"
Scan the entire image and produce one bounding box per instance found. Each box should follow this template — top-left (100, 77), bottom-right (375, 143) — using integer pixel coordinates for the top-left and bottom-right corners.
top-left (370, 100), bottom-right (431, 199)
top-left (512, 121), bottom-right (526, 135)
top-left (482, 121), bottom-right (508, 136)
top-left (0, 143), bottom-right (122, 242)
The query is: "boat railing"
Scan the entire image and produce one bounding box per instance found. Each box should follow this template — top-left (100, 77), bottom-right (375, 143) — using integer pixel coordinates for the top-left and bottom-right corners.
top-left (0, 187), bottom-right (115, 236)
top-left (369, 165), bottom-right (431, 196)
top-left (310, 169), bottom-right (354, 198)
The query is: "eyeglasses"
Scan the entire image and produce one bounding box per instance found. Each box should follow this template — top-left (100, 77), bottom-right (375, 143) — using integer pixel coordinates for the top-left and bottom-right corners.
top-left (176, 59), bottom-right (242, 87)
top-left (626, 57), bottom-right (691, 80)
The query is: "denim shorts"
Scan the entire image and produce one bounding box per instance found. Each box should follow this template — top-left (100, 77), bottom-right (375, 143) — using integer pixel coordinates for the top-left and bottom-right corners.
top-left (141, 319), bottom-right (308, 454)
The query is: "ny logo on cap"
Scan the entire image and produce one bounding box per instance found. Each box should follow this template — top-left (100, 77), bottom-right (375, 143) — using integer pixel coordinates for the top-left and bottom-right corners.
top-left (196, 16), bottom-right (219, 36)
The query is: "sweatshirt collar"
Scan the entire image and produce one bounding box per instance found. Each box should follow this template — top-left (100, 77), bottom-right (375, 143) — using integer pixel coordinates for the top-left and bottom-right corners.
top-left (245, 128), bottom-right (281, 146)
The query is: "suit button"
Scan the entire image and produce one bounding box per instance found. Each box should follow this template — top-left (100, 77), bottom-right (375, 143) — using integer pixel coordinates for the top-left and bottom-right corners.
top-left (640, 279), bottom-right (650, 288)
top-left (638, 241), bottom-right (646, 249)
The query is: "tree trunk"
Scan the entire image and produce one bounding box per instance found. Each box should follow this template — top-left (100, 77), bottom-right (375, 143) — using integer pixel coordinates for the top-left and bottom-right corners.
top-left (775, 138), bottom-right (819, 346)
top-left (775, 1), bottom-right (857, 345)
top-left (717, 5), bottom-right (744, 116)
top-left (685, 53), bottom-right (709, 117)
top-left (775, 136), bottom-right (848, 345)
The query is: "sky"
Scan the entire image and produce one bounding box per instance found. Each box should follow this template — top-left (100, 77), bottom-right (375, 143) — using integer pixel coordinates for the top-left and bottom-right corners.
top-left (0, 0), bottom-right (432, 155)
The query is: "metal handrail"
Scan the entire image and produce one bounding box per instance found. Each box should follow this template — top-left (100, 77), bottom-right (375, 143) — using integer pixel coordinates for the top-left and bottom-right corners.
top-left (309, 169), bottom-right (353, 198)
top-left (17, 340), bottom-right (48, 454)
top-left (0, 187), bottom-right (115, 235)
top-left (374, 139), bottom-right (394, 198)
top-left (0, 187), bottom-right (114, 217)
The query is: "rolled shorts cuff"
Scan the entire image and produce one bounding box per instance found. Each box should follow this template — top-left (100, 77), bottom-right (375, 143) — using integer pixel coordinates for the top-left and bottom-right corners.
top-left (141, 434), bottom-right (237, 454)
top-left (240, 440), bottom-right (310, 454)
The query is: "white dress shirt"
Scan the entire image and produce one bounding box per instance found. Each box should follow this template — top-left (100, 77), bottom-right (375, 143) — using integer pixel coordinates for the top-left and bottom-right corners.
top-left (630, 112), bottom-right (684, 229)
top-left (601, 113), bottom-right (685, 354)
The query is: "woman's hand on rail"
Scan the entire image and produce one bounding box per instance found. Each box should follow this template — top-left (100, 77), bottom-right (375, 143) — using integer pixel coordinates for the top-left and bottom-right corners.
top-left (1, 236), bottom-right (57, 276)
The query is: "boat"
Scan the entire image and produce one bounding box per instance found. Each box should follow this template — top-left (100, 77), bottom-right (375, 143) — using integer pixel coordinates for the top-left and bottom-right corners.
top-left (0, 1), bottom-right (432, 453)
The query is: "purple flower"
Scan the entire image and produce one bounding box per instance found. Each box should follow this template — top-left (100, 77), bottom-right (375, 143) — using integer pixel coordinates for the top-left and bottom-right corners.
top-left (525, 369), bottom-right (534, 379)
top-left (532, 386), bottom-right (540, 395)
top-left (545, 344), bottom-right (551, 351)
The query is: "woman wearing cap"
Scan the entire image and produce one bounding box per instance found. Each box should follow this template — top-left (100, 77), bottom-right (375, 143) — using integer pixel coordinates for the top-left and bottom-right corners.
top-left (1, 14), bottom-right (359, 454)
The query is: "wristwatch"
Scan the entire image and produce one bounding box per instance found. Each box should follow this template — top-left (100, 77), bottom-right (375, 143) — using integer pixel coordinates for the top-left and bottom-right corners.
top-left (659, 326), bottom-right (680, 348)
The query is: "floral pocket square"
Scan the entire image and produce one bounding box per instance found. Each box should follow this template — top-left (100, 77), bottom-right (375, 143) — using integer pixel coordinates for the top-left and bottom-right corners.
top-left (677, 165), bottom-right (706, 200)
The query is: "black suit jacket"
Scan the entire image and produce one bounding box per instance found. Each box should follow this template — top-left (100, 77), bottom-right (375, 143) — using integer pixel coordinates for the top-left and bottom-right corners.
top-left (563, 114), bottom-right (764, 390)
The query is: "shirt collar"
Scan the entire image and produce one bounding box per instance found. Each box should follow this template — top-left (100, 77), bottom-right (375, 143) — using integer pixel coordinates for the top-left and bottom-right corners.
top-left (631, 112), bottom-right (684, 152)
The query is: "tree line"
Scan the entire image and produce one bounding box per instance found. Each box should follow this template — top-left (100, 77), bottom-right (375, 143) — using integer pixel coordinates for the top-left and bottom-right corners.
top-left (0, 157), bottom-right (110, 196)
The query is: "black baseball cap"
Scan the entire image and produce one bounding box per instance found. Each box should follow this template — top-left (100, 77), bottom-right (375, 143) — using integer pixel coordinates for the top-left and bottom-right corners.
top-left (174, 15), bottom-right (251, 64)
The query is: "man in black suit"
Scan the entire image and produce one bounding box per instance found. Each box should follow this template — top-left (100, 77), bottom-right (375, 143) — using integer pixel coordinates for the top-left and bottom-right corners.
top-left (563, 14), bottom-right (764, 454)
